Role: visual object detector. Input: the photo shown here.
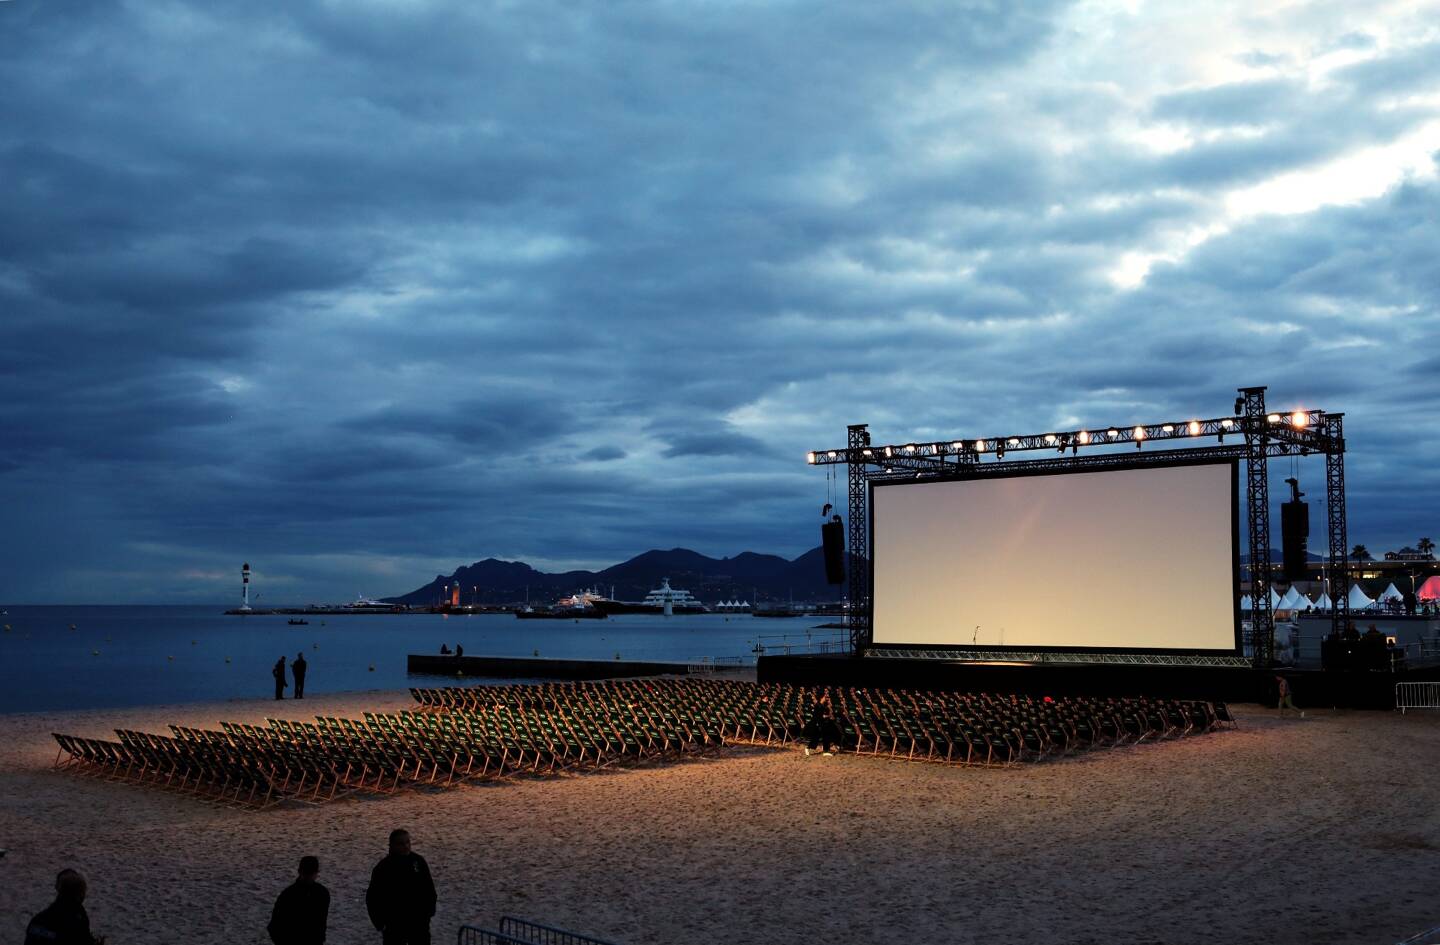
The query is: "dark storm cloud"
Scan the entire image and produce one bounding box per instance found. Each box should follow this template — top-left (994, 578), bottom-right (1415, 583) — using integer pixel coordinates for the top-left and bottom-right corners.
top-left (2, 0), bottom-right (1439, 602)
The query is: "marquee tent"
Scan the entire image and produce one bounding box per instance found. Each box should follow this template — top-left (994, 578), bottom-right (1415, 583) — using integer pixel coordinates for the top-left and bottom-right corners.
top-left (1277, 587), bottom-right (1311, 610)
top-left (1377, 583), bottom-right (1405, 602)
top-left (1347, 584), bottom-right (1375, 610)
top-left (1418, 576), bottom-right (1440, 601)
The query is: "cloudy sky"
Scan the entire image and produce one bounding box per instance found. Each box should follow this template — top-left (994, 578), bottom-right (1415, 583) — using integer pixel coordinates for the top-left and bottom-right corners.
top-left (3, 0), bottom-right (1438, 603)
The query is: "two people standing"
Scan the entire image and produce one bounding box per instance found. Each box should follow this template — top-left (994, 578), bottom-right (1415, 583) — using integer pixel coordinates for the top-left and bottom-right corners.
top-left (272, 652), bottom-right (309, 700)
top-left (266, 829), bottom-right (436, 945)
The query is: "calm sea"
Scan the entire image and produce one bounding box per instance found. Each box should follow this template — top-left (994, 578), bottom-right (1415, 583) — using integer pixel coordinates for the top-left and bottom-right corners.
top-left (0, 606), bottom-right (835, 714)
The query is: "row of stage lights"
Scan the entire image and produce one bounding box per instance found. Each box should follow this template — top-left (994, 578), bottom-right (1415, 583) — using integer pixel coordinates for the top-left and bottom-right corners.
top-left (807, 410), bottom-right (1316, 465)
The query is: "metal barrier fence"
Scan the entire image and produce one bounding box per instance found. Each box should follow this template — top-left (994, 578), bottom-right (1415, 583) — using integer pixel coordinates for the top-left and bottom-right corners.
top-left (499, 917), bottom-right (621, 945)
top-left (457, 927), bottom-right (529, 945)
top-left (1396, 682), bottom-right (1440, 714)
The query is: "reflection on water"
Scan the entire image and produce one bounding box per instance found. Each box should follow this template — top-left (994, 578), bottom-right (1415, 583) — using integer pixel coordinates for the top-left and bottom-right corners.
top-left (0, 606), bottom-right (802, 713)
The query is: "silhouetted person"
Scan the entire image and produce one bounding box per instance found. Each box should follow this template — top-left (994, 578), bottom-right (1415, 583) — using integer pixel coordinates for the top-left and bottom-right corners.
top-left (293, 652), bottom-right (308, 699)
top-left (439, 644), bottom-right (450, 655)
top-left (1275, 675), bottom-right (1302, 718)
top-left (273, 657), bottom-right (288, 700)
top-left (25, 868), bottom-right (105, 945)
top-left (805, 694), bottom-right (842, 756)
top-left (454, 644), bottom-right (462, 658)
top-left (366, 829), bottom-right (436, 945)
top-left (268, 855), bottom-right (329, 945)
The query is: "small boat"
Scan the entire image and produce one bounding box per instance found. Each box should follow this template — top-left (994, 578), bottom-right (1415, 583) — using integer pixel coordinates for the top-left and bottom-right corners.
top-left (288, 618), bottom-right (309, 626)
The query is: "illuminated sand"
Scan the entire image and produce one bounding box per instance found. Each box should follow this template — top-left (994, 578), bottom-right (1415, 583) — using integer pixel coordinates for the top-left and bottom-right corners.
top-left (1, 691), bottom-right (1437, 944)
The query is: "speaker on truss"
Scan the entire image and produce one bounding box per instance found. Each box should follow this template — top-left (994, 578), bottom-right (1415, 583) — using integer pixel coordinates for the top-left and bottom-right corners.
top-left (1281, 477), bottom-right (1309, 582)
top-left (821, 513), bottom-right (846, 585)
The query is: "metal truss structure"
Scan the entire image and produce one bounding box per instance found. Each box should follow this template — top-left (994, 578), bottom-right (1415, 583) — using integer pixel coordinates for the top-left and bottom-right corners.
top-left (865, 649), bottom-right (1253, 668)
top-left (808, 385), bottom-right (1351, 668)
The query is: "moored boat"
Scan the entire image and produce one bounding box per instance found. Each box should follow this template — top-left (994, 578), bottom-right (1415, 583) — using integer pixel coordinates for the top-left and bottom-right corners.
top-left (591, 578), bottom-right (709, 616)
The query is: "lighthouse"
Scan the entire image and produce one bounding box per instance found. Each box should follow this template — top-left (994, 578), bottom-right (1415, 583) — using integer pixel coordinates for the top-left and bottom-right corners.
top-left (241, 562), bottom-right (252, 612)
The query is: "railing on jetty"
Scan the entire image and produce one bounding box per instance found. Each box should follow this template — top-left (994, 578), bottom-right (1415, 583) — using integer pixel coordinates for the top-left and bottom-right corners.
top-left (750, 628), bottom-right (850, 658)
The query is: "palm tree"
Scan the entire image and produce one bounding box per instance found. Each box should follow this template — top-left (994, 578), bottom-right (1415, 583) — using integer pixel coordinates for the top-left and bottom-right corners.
top-left (1351, 544), bottom-right (1370, 561)
top-left (1419, 537), bottom-right (1435, 557)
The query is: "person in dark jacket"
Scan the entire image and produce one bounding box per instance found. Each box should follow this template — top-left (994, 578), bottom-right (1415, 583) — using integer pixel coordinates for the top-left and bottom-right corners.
top-left (268, 855), bottom-right (329, 945)
top-left (805, 694), bottom-right (842, 756)
top-left (25, 868), bottom-right (105, 945)
top-left (292, 652), bottom-right (308, 699)
top-left (366, 829), bottom-right (436, 945)
top-left (273, 656), bottom-right (288, 700)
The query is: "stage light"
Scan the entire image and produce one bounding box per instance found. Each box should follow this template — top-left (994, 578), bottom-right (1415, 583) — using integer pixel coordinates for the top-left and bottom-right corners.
top-left (1133, 425), bottom-right (1145, 439)
top-left (885, 446), bottom-right (893, 458)
top-left (974, 439), bottom-right (986, 451)
top-left (807, 452), bottom-right (816, 464)
top-left (829, 451), bottom-right (838, 460)
top-left (1188, 420), bottom-right (1200, 436)
top-left (863, 449), bottom-right (873, 457)
top-left (1291, 411), bottom-right (1306, 428)
top-left (1078, 430), bottom-right (1091, 445)
top-left (1221, 419), bottom-right (1234, 429)
top-left (1045, 434), bottom-right (1057, 445)
top-left (951, 441), bottom-right (963, 450)
top-left (1267, 413), bottom-right (1281, 424)
top-left (996, 444), bottom-right (1005, 458)
top-left (1161, 424), bottom-right (1174, 433)
top-left (1107, 428), bottom-right (1118, 438)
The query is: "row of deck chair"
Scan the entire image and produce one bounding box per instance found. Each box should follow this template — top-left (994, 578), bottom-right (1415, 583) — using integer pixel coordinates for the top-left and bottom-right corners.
top-left (51, 680), bottom-right (1232, 808)
top-left (415, 679), bottom-right (1233, 767)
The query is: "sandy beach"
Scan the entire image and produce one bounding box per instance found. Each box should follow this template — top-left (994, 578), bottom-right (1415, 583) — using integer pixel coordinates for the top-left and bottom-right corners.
top-left (2, 689), bottom-right (1437, 945)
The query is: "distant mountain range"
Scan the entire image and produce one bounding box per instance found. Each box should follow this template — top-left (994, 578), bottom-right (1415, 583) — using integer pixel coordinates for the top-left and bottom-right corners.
top-left (385, 547), bottom-right (850, 606)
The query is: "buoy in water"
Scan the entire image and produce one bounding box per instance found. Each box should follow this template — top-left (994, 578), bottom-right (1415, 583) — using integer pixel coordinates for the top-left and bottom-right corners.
top-left (91, 650), bottom-right (99, 656)
top-left (167, 655), bottom-right (175, 661)
top-left (532, 649), bottom-right (539, 657)
top-left (313, 643), bottom-right (318, 649)
top-left (69, 624), bottom-right (77, 631)
top-left (368, 663), bottom-right (375, 672)
top-left (225, 656), bottom-right (231, 663)
top-left (191, 640), bottom-right (197, 645)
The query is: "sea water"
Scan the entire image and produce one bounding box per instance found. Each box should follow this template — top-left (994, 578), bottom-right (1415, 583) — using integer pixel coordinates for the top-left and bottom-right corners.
top-left (0, 606), bottom-right (833, 713)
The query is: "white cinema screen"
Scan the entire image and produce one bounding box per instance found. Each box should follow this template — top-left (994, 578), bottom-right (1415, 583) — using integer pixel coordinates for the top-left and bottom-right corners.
top-left (871, 462), bottom-right (1239, 651)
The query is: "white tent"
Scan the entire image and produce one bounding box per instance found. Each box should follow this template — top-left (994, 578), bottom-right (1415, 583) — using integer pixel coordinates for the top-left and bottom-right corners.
top-left (1313, 591), bottom-right (1333, 610)
top-left (1378, 582), bottom-right (1405, 603)
top-left (1347, 584), bottom-right (1376, 610)
top-left (1270, 587), bottom-right (1283, 609)
top-left (1277, 587), bottom-right (1309, 610)
top-left (1239, 594), bottom-right (1252, 611)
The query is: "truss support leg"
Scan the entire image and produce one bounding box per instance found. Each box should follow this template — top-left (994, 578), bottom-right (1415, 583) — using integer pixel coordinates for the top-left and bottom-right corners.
top-left (847, 424), bottom-right (871, 656)
top-left (1325, 414), bottom-right (1350, 639)
top-left (1242, 386), bottom-right (1274, 668)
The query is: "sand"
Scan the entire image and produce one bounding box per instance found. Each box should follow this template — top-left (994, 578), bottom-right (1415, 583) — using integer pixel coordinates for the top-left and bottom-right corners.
top-left (1, 689), bottom-right (1438, 945)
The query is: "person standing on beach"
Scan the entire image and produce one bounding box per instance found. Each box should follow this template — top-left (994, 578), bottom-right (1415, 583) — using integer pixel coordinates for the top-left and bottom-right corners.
top-left (24, 868), bottom-right (106, 945)
top-left (366, 829), bottom-right (437, 945)
top-left (293, 652), bottom-right (308, 699)
top-left (267, 855), bottom-right (329, 945)
top-left (1275, 675), bottom-right (1303, 718)
top-left (273, 656), bottom-right (288, 700)
top-left (805, 693), bottom-right (842, 756)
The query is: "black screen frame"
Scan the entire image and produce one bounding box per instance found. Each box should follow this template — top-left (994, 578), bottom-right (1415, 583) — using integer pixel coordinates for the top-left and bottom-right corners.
top-left (867, 456), bottom-right (1243, 657)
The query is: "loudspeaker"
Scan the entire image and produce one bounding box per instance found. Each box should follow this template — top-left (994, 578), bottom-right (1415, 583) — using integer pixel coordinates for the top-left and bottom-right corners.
top-left (1281, 499), bottom-right (1309, 581)
top-left (821, 517), bottom-right (846, 585)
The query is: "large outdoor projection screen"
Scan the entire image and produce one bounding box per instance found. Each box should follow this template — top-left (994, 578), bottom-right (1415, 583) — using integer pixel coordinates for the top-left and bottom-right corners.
top-left (871, 462), bottom-right (1239, 651)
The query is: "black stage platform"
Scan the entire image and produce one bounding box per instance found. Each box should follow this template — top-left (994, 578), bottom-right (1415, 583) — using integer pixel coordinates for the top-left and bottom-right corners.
top-left (757, 653), bottom-right (1440, 710)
